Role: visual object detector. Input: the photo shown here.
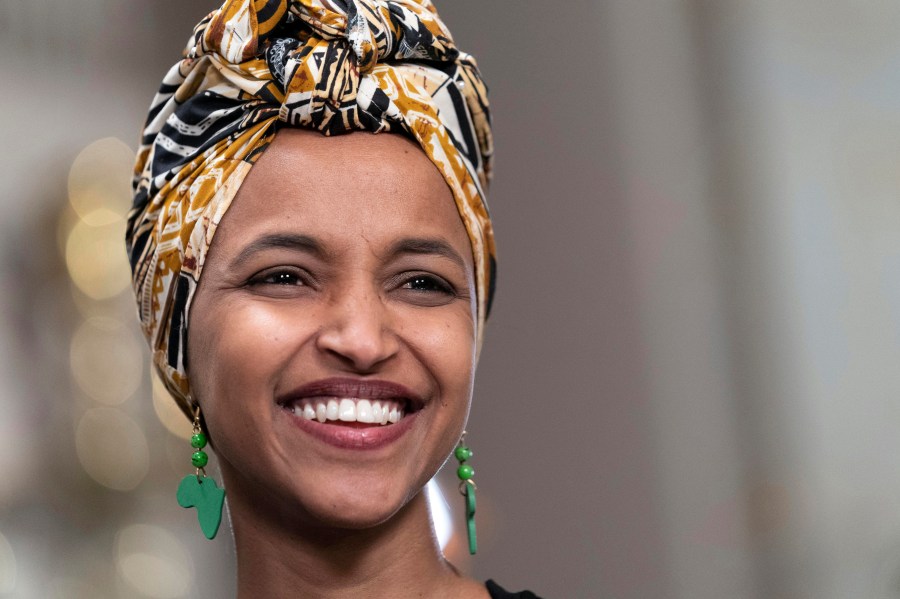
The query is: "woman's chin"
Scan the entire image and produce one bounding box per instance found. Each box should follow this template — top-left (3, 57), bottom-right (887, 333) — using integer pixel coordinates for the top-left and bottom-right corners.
top-left (304, 504), bottom-right (403, 531)
top-left (229, 474), bottom-right (418, 533)
top-left (292, 479), bottom-right (418, 531)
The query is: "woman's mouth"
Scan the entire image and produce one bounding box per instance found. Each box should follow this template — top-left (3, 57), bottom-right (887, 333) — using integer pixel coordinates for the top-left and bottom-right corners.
top-left (275, 378), bottom-right (423, 449)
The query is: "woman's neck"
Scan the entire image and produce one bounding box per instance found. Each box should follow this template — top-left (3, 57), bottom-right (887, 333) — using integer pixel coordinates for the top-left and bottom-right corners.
top-left (226, 486), bottom-right (482, 599)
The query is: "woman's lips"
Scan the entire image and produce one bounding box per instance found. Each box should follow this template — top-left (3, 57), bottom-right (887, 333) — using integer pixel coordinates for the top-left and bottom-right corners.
top-left (282, 408), bottom-right (419, 450)
top-left (276, 378), bottom-right (423, 450)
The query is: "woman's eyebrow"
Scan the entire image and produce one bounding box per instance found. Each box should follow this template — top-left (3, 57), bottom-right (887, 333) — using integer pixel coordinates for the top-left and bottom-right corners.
top-left (388, 238), bottom-right (467, 271)
top-left (230, 233), bottom-right (324, 267)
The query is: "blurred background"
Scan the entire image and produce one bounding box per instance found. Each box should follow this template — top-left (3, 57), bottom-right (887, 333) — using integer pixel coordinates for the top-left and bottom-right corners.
top-left (2, 1), bottom-right (900, 597)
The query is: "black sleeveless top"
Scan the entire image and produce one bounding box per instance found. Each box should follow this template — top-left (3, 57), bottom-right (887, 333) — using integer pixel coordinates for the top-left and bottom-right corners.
top-left (485, 579), bottom-right (543, 598)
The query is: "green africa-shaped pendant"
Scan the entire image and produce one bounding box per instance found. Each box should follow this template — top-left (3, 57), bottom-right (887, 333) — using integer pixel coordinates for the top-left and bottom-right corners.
top-left (176, 474), bottom-right (225, 540)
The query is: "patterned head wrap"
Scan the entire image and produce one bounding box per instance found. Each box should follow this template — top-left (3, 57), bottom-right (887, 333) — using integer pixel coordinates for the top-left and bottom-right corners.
top-left (126, 0), bottom-right (495, 417)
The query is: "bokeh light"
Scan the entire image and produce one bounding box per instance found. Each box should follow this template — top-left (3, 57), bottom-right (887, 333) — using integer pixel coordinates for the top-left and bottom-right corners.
top-left (67, 137), bottom-right (134, 226)
top-left (75, 408), bottom-right (149, 491)
top-left (115, 524), bottom-right (193, 599)
top-left (152, 373), bottom-right (192, 441)
top-left (65, 215), bottom-right (131, 300)
top-left (70, 317), bottom-right (143, 406)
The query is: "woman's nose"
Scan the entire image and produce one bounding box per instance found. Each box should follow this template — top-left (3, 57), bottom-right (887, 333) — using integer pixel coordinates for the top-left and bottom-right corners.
top-left (315, 287), bottom-right (399, 372)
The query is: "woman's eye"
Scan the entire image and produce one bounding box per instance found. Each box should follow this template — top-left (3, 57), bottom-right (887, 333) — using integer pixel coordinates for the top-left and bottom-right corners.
top-left (268, 272), bottom-right (302, 285)
top-left (396, 274), bottom-right (460, 307)
top-left (402, 275), bottom-right (453, 294)
top-left (248, 269), bottom-right (306, 287)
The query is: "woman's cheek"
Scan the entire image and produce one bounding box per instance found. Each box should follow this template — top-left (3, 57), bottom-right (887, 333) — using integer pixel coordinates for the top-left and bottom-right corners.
top-left (414, 311), bottom-right (475, 390)
top-left (203, 303), bottom-right (302, 391)
top-left (238, 299), bottom-right (315, 341)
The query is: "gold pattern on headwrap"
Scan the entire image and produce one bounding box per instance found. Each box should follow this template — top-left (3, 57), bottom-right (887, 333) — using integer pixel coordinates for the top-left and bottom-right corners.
top-left (126, 0), bottom-right (495, 418)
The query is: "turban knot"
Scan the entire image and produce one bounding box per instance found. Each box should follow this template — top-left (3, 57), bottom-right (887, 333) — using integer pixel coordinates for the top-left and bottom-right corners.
top-left (194, 0), bottom-right (467, 136)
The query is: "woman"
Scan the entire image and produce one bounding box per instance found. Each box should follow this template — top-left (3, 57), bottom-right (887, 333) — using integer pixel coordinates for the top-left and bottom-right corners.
top-left (127, 1), bottom-right (540, 597)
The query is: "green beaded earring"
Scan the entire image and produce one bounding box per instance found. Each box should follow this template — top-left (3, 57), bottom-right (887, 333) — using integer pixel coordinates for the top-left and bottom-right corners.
top-left (455, 432), bottom-right (477, 555)
top-left (175, 404), bottom-right (226, 540)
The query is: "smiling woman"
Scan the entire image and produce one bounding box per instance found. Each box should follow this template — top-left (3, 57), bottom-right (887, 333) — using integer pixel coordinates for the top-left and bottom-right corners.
top-left (188, 129), bottom-right (477, 535)
top-left (125, 0), bottom-right (540, 597)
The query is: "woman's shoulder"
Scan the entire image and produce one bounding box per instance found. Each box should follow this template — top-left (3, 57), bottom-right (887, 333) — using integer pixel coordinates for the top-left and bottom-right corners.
top-left (485, 579), bottom-right (545, 599)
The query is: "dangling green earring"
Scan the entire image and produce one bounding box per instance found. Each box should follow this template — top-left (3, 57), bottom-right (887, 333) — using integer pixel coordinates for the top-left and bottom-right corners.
top-left (455, 431), bottom-right (477, 555)
top-left (175, 404), bottom-right (226, 540)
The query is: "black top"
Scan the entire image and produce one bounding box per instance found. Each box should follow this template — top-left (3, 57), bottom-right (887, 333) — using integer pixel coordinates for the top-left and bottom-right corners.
top-left (485, 579), bottom-right (543, 599)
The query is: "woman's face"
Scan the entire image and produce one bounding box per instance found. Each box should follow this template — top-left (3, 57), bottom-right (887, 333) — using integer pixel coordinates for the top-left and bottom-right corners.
top-left (187, 129), bottom-right (477, 530)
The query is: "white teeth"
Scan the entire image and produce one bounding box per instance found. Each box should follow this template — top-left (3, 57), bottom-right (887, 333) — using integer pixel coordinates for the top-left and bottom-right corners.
top-left (292, 398), bottom-right (406, 425)
top-left (326, 399), bottom-right (339, 421)
top-left (357, 399), bottom-right (374, 423)
top-left (371, 401), bottom-right (382, 423)
top-left (339, 399), bottom-right (356, 422)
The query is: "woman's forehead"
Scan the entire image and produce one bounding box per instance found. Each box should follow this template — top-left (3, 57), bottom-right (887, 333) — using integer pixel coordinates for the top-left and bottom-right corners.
top-left (216, 129), bottom-right (471, 257)
top-left (257, 129), bottom-right (433, 182)
top-left (240, 130), bottom-right (443, 198)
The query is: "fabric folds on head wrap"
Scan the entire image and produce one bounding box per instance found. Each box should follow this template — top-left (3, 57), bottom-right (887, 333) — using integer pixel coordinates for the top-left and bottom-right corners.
top-left (126, 0), bottom-right (495, 418)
